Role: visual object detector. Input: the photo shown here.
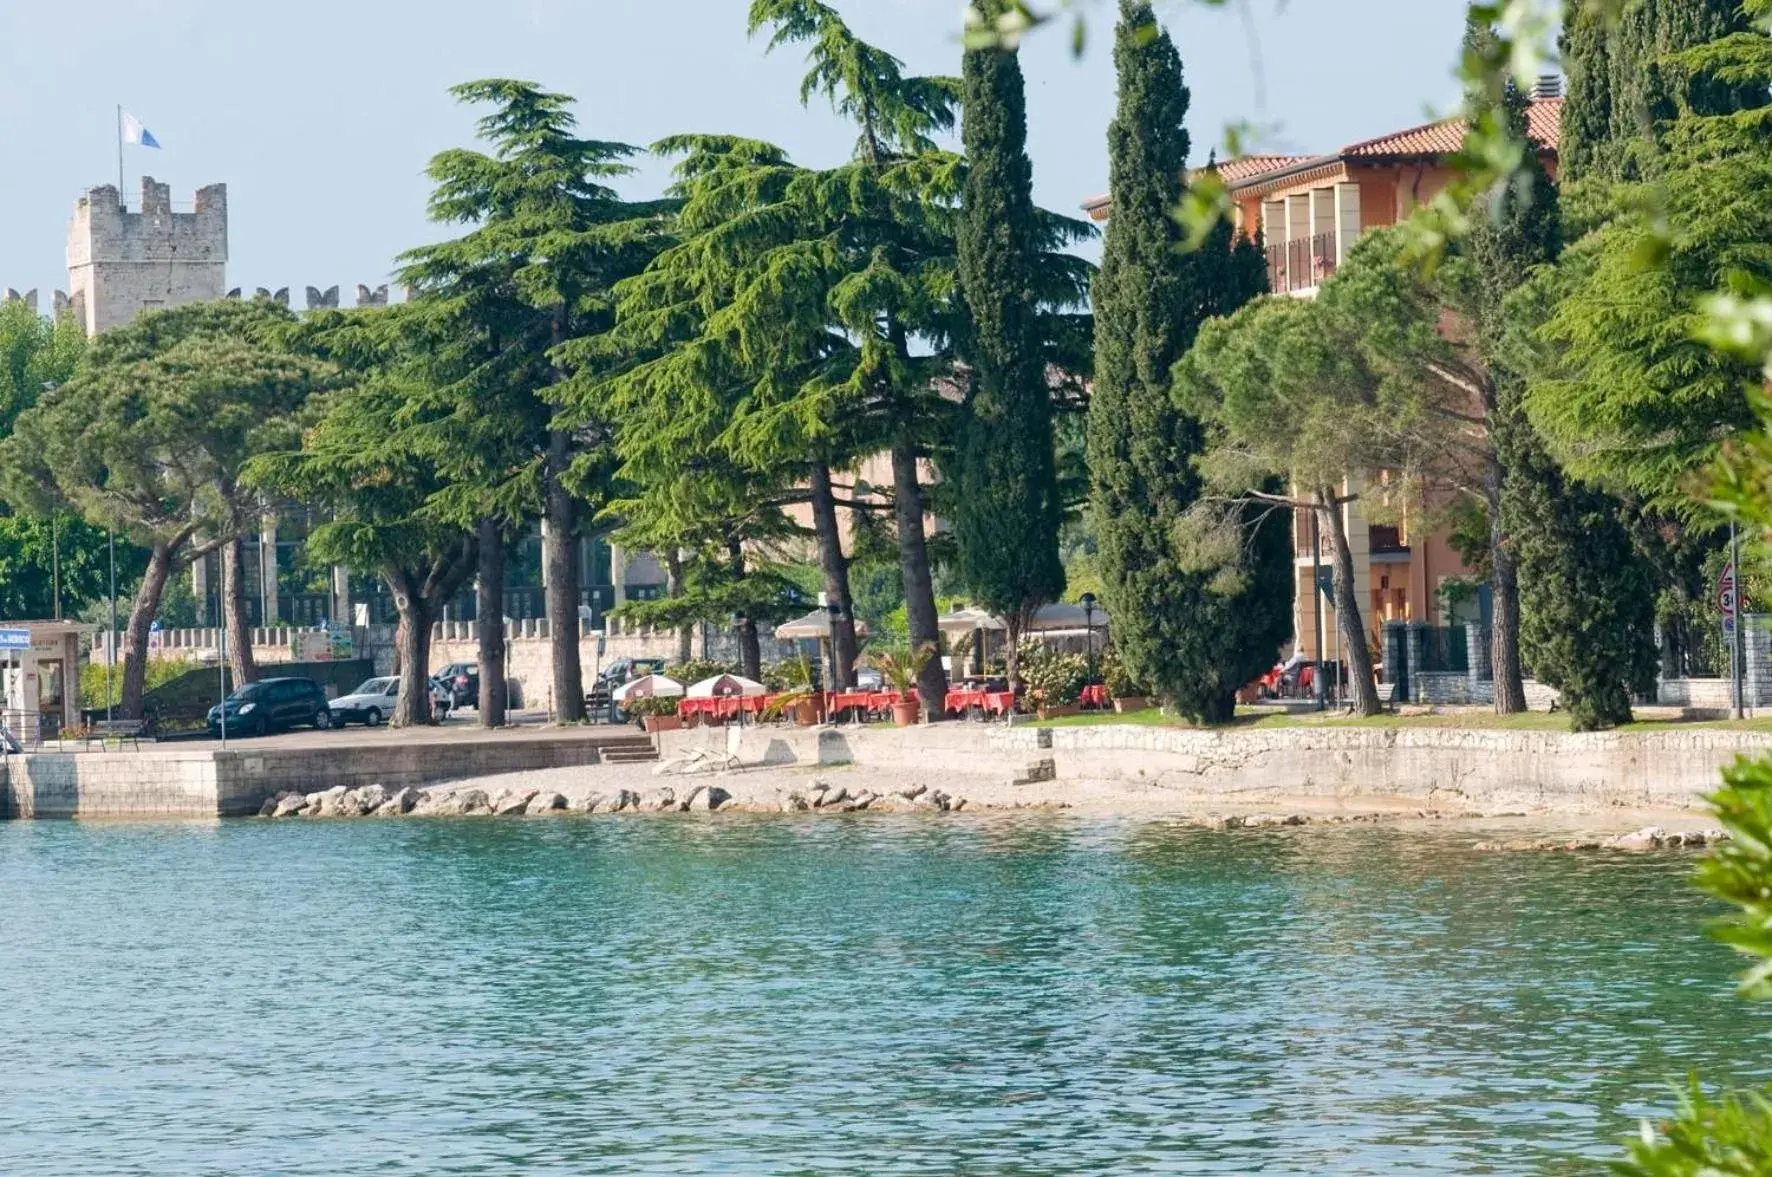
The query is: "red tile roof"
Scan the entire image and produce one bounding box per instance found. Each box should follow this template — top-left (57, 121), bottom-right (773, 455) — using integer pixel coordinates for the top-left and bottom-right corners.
top-left (1213, 154), bottom-right (1316, 183)
top-left (1341, 97), bottom-right (1562, 159)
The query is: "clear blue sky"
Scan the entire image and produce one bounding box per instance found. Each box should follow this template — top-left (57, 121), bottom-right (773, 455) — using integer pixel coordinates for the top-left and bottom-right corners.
top-left (0, 1), bottom-right (1474, 303)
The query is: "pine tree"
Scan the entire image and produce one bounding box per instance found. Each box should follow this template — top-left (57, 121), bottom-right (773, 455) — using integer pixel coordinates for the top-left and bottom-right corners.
top-left (952, 0), bottom-right (1067, 685)
top-left (401, 80), bottom-right (669, 724)
top-left (1087, 0), bottom-right (1283, 723)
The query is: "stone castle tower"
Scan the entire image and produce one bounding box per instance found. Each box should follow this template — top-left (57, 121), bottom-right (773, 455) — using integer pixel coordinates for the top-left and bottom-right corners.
top-left (65, 177), bottom-right (227, 336)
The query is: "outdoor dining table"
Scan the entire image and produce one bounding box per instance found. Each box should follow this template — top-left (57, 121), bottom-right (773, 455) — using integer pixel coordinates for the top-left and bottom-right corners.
top-left (828, 690), bottom-right (903, 720)
top-left (943, 687), bottom-right (1016, 718)
top-left (677, 694), bottom-right (771, 723)
top-left (1080, 683), bottom-right (1110, 709)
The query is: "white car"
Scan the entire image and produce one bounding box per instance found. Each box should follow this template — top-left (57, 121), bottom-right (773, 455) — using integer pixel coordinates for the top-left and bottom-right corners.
top-left (328, 676), bottom-right (451, 727)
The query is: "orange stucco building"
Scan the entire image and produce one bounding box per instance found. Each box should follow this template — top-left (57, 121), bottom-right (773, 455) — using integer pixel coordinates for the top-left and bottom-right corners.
top-left (1083, 87), bottom-right (1563, 668)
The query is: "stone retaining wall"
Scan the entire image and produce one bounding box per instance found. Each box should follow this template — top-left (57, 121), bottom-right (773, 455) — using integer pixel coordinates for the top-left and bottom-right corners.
top-left (662, 721), bottom-right (1772, 813)
top-left (0, 733), bottom-right (627, 820)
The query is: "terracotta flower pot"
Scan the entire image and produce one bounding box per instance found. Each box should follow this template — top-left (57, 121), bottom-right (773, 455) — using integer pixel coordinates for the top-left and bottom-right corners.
top-left (1038, 704), bottom-right (1082, 720)
top-left (644, 714), bottom-right (683, 734)
top-left (892, 700), bottom-right (921, 727)
top-left (793, 699), bottom-right (822, 726)
top-left (1114, 697), bottom-right (1151, 714)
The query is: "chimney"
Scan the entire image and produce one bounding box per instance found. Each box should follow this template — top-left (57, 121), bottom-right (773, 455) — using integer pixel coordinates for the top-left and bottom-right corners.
top-left (1532, 74), bottom-right (1563, 100)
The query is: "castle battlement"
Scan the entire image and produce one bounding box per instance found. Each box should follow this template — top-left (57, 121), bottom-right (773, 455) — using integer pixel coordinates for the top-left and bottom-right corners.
top-left (67, 177), bottom-right (228, 335)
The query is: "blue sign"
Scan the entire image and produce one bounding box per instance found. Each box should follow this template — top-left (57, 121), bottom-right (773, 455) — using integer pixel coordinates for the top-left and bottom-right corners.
top-left (0, 628), bottom-right (31, 650)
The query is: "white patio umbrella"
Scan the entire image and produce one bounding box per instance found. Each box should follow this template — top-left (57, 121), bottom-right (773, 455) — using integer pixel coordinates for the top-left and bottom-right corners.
top-left (612, 674), bottom-right (685, 703)
top-left (774, 610), bottom-right (871, 640)
top-left (686, 674), bottom-right (768, 698)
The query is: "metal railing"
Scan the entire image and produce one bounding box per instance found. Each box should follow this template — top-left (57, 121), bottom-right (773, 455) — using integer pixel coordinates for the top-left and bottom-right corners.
top-left (1266, 231), bottom-right (1340, 294)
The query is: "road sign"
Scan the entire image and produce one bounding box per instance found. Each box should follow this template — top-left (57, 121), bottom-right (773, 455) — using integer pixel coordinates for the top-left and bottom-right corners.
top-left (1316, 568), bottom-right (1335, 600)
top-left (0, 628), bottom-right (30, 650)
top-left (1719, 561), bottom-right (1738, 614)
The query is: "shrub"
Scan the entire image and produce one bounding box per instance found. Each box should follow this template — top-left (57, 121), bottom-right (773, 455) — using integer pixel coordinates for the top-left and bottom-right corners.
top-left (1017, 640), bottom-right (1089, 707)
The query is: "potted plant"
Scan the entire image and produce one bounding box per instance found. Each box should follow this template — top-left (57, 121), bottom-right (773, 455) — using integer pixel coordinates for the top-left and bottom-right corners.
top-left (1102, 646), bottom-right (1151, 713)
top-left (769, 655), bottom-right (822, 725)
top-left (871, 645), bottom-right (934, 726)
top-left (626, 695), bottom-right (683, 733)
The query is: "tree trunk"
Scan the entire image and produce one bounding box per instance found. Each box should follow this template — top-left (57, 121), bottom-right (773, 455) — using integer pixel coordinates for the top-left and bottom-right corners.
top-left (1005, 614), bottom-right (1025, 696)
top-left (477, 516), bottom-right (507, 728)
top-left (808, 462), bottom-right (858, 689)
top-left (119, 539), bottom-right (178, 720)
top-left (738, 618), bottom-right (762, 682)
top-left (221, 536), bottom-right (258, 689)
top-left (544, 429), bottom-right (586, 722)
top-left (1486, 478), bottom-right (1527, 714)
top-left (389, 578), bottom-right (434, 728)
top-left (1318, 491), bottom-right (1383, 716)
top-left (666, 548), bottom-right (693, 664)
top-left (892, 435), bottom-right (948, 719)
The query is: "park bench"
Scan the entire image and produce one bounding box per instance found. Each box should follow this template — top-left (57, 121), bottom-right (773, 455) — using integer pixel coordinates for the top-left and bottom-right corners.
top-left (79, 719), bottom-right (150, 751)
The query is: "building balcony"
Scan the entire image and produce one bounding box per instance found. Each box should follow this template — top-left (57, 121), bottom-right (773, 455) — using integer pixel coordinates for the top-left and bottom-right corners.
top-left (1266, 230), bottom-right (1339, 296)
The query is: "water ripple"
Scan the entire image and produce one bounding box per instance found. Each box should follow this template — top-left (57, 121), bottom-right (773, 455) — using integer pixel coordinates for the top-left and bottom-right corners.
top-left (0, 816), bottom-right (1764, 1175)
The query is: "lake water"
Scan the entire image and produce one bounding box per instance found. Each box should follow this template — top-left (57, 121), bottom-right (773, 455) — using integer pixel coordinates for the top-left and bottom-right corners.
top-left (1, 816), bottom-right (1766, 1176)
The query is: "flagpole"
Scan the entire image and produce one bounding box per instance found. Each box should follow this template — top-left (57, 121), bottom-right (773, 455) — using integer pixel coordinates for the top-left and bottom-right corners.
top-left (116, 104), bottom-right (124, 203)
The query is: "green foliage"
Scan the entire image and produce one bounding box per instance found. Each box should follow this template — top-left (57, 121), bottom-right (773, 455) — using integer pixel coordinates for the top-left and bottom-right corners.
top-left (1016, 639), bottom-right (1088, 706)
top-left (665, 659), bottom-right (740, 686)
top-left (0, 513), bottom-right (140, 621)
top-left (1506, 434), bottom-right (1658, 730)
top-left (1, 299), bottom-right (329, 547)
top-left (0, 298), bottom-right (83, 436)
top-left (868, 643), bottom-right (934, 693)
top-left (78, 655), bottom-right (200, 711)
top-left (621, 695), bottom-right (682, 719)
top-left (1527, 5), bottom-right (1772, 507)
top-left (1087, 0), bottom-right (1281, 725)
top-left (950, 5), bottom-right (1068, 628)
top-left (1099, 642), bottom-right (1147, 699)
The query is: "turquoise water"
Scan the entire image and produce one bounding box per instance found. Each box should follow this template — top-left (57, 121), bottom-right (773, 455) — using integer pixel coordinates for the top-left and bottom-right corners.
top-left (1, 817), bottom-right (1767, 1176)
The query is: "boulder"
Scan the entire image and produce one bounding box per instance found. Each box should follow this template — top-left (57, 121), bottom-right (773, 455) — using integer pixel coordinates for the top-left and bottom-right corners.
top-left (781, 793), bottom-right (810, 813)
top-left (432, 789), bottom-right (491, 817)
top-left (814, 786), bottom-right (849, 809)
top-left (850, 791), bottom-right (877, 811)
top-left (271, 793), bottom-right (309, 818)
top-left (651, 788), bottom-right (677, 812)
top-left (572, 793), bottom-right (602, 813)
top-left (526, 792), bottom-right (567, 815)
top-left (695, 785), bottom-right (732, 812)
top-left (950, 797), bottom-right (967, 812)
top-left (930, 791), bottom-right (951, 812)
top-left (679, 785), bottom-right (708, 812)
top-left (1606, 826), bottom-right (1669, 851)
top-left (376, 787), bottom-right (419, 816)
top-left (492, 789), bottom-right (538, 816)
top-left (356, 784), bottom-right (389, 813)
top-left (898, 783), bottom-right (928, 800)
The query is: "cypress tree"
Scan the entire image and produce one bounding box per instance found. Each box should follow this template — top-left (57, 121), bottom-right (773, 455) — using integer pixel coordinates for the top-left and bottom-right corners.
top-left (952, 0), bottom-right (1066, 684)
top-left (1087, 0), bottom-right (1283, 724)
top-left (1558, 0), bottom-right (1613, 185)
top-left (1503, 436), bottom-right (1659, 731)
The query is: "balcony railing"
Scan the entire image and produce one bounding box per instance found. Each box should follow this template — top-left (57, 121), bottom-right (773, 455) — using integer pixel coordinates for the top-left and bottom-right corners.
top-left (1266, 230), bottom-right (1339, 294)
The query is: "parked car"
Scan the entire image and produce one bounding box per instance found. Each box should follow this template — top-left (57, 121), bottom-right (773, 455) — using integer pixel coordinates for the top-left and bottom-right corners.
top-left (586, 657), bottom-right (668, 717)
top-left (330, 677), bottom-right (451, 727)
top-left (436, 661), bottom-right (480, 709)
top-left (208, 677), bottom-right (333, 738)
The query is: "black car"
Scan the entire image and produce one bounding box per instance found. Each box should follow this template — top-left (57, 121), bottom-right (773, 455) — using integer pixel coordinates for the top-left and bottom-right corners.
top-left (436, 661), bottom-right (480, 709)
top-left (208, 677), bottom-right (333, 738)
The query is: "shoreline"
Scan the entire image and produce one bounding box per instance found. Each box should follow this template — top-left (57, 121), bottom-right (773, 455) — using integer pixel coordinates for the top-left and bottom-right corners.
top-left (6, 718), bottom-right (1766, 831)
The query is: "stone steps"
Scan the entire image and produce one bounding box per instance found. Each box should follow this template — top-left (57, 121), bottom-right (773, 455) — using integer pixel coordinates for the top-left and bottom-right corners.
top-left (601, 740), bottom-right (659, 765)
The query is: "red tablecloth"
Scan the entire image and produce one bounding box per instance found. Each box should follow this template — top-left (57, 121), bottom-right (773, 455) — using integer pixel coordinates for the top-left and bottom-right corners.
top-left (1080, 684), bottom-right (1109, 709)
top-left (944, 688), bottom-right (1016, 717)
top-left (677, 694), bottom-right (770, 722)
top-left (829, 690), bottom-right (904, 717)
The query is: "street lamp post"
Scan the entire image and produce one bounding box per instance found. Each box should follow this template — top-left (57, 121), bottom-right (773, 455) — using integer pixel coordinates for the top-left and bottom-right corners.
top-left (1081, 592), bottom-right (1098, 682)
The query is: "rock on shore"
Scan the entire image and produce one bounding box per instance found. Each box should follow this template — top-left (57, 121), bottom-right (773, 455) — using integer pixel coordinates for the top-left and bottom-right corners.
top-left (1473, 825), bottom-right (1731, 853)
